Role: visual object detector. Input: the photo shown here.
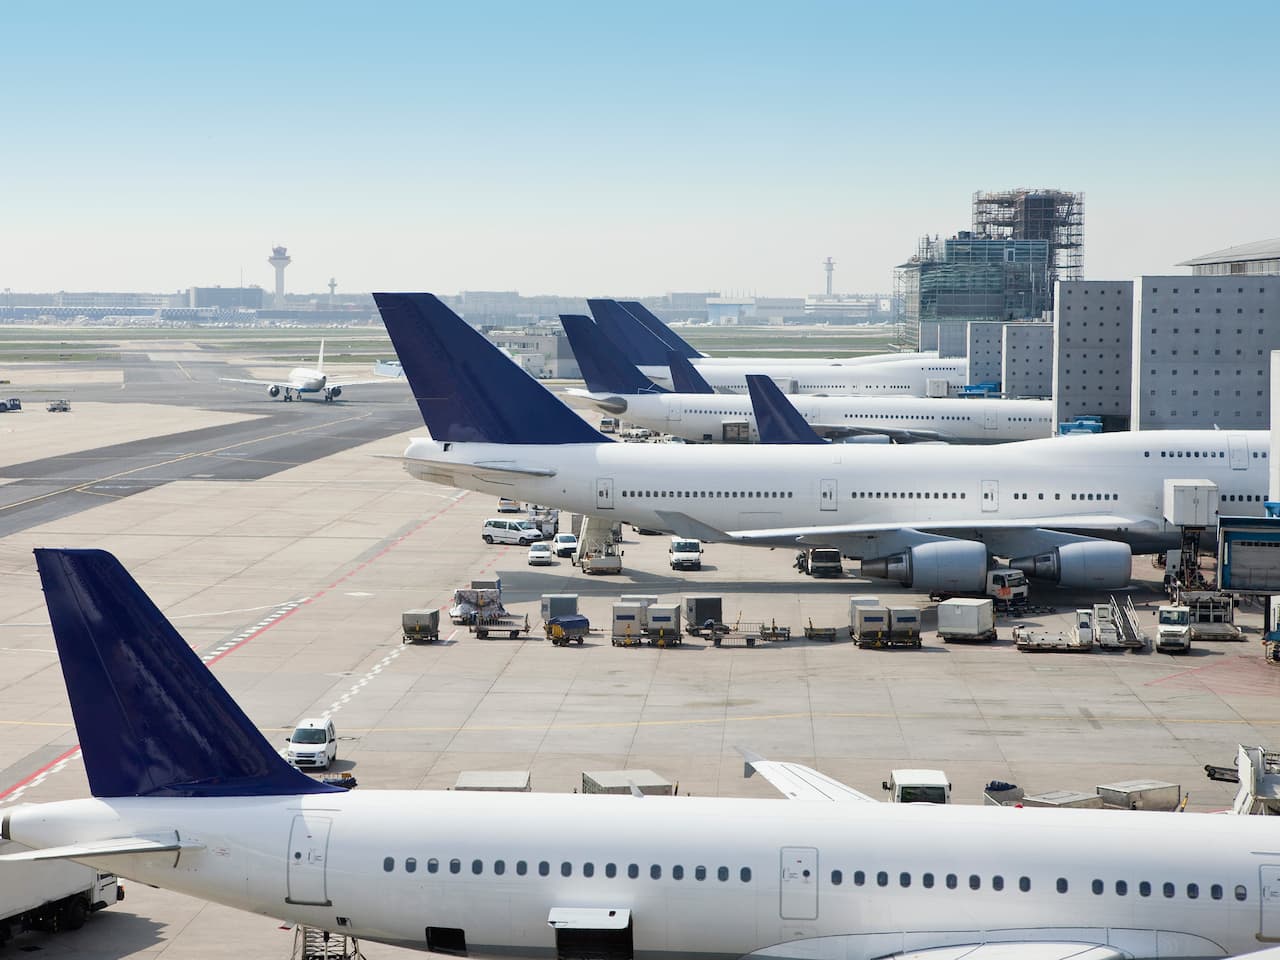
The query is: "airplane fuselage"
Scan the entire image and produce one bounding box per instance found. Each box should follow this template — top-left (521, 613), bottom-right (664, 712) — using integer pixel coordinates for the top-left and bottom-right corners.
top-left (6, 792), bottom-right (1273, 960)
top-left (637, 358), bottom-right (969, 396)
top-left (403, 429), bottom-right (1269, 557)
top-left (570, 391), bottom-right (1054, 444)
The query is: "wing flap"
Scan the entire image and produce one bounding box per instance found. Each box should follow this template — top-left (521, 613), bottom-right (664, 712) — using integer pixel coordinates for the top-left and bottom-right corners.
top-left (0, 834), bottom-right (204, 862)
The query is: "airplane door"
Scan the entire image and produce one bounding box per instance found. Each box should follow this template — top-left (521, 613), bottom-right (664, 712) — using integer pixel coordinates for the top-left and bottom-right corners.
top-left (286, 814), bottom-right (332, 906)
top-left (667, 399), bottom-right (681, 423)
top-left (1230, 432), bottom-right (1249, 470)
top-left (983, 405), bottom-right (998, 431)
top-left (1261, 865), bottom-right (1280, 940)
top-left (596, 478), bottom-right (614, 510)
top-left (820, 479), bottom-right (837, 512)
top-left (780, 847), bottom-right (818, 920)
top-left (981, 480), bottom-right (999, 512)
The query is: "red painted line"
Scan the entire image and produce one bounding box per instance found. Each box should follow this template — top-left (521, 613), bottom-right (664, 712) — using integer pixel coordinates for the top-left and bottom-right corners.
top-left (1144, 657), bottom-right (1242, 686)
top-left (0, 490), bottom-right (471, 798)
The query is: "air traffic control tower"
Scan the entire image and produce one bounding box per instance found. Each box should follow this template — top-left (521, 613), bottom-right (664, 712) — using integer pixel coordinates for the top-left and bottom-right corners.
top-left (268, 245), bottom-right (291, 308)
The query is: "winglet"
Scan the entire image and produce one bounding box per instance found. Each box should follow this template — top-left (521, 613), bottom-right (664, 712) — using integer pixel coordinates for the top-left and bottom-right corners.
top-left (34, 548), bottom-right (342, 798)
top-left (666, 350), bottom-right (715, 394)
top-left (560, 315), bottom-right (668, 395)
top-left (746, 375), bottom-right (827, 445)
top-left (588, 299), bottom-right (671, 366)
top-left (374, 293), bottom-right (609, 444)
top-left (620, 302), bottom-right (704, 359)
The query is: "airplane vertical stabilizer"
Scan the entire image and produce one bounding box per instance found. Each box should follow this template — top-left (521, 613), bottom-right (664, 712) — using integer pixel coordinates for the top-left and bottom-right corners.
top-left (667, 350), bottom-right (716, 394)
top-left (34, 548), bottom-right (342, 798)
top-left (317, 338), bottom-right (326, 372)
top-left (374, 293), bottom-right (609, 444)
top-left (621, 301), bottom-right (703, 359)
top-left (746, 375), bottom-right (827, 445)
top-left (587, 299), bottom-right (672, 366)
top-left (560, 315), bottom-right (669, 395)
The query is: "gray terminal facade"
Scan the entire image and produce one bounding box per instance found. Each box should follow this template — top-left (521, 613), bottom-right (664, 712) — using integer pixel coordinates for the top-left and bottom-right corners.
top-left (1053, 281), bottom-right (1134, 431)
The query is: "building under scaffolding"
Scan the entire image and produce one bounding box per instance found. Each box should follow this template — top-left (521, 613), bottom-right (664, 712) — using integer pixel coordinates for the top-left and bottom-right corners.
top-left (972, 188), bottom-right (1084, 304)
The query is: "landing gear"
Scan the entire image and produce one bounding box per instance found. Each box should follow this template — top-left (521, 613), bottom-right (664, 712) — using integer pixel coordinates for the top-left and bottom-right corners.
top-left (283, 389), bottom-right (294, 402)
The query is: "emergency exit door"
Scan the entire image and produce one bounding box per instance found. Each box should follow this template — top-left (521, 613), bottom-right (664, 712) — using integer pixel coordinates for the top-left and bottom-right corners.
top-left (1261, 865), bottom-right (1280, 940)
top-left (780, 847), bottom-right (818, 920)
top-left (819, 479), bottom-right (837, 512)
top-left (596, 477), bottom-right (614, 510)
top-left (286, 814), bottom-right (332, 906)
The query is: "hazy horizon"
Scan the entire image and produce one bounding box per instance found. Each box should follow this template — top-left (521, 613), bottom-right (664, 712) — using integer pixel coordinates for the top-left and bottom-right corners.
top-left (3, 1), bottom-right (1277, 297)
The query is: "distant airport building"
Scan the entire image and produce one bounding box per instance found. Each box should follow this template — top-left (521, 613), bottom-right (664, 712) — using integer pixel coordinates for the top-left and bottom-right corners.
top-left (1002, 322), bottom-right (1053, 399)
top-left (188, 286), bottom-right (266, 309)
top-left (488, 329), bottom-right (580, 379)
top-left (971, 189), bottom-right (1084, 308)
top-left (1052, 280), bottom-right (1134, 431)
top-left (53, 291), bottom-right (176, 309)
top-left (1179, 238), bottom-right (1280, 277)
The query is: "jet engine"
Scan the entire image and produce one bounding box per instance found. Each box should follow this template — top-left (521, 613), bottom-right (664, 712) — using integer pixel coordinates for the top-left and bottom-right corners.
top-left (267, 384), bottom-right (280, 398)
top-left (326, 386), bottom-right (342, 400)
top-left (860, 539), bottom-right (987, 593)
top-left (1011, 540), bottom-right (1132, 588)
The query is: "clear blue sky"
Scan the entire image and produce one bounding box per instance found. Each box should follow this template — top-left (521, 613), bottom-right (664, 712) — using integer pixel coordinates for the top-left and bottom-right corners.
top-left (2, 1), bottom-right (1276, 297)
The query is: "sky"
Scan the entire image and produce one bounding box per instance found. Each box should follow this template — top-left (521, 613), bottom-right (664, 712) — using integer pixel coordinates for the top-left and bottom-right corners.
top-left (2, 1), bottom-right (1278, 298)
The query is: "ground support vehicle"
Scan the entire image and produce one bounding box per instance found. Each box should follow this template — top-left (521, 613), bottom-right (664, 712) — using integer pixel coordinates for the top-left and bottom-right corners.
top-left (401, 608), bottom-right (440, 643)
top-left (759, 620), bottom-right (792, 642)
top-left (668, 537), bottom-right (703, 571)
top-left (1182, 591), bottom-right (1243, 641)
top-left (0, 852), bottom-right (120, 943)
top-left (1012, 614), bottom-right (1094, 653)
top-left (882, 769), bottom-right (951, 803)
top-left (46, 399), bottom-right (70, 412)
top-left (471, 611), bottom-right (530, 640)
top-left (936, 598), bottom-right (997, 643)
top-left (803, 619), bottom-right (837, 642)
top-left (1090, 596), bottom-right (1148, 651)
top-left (450, 587), bottom-right (504, 625)
top-left (704, 618), bottom-right (772, 648)
top-left (0, 398), bottom-right (20, 412)
top-left (684, 596), bottom-right (722, 636)
top-left (1155, 604), bottom-right (1193, 654)
top-left (577, 543), bottom-right (623, 574)
top-left (546, 614), bottom-right (589, 646)
top-left (794, 547), bottom-right (843, 577)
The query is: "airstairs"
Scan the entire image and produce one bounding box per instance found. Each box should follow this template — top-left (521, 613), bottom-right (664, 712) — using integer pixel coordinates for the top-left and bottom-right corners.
top-left (291, 926), bottom-right (365, 960)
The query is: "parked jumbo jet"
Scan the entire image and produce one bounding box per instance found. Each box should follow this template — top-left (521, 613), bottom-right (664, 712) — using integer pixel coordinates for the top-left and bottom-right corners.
top-left (560, 314), bottom-right (1053, 444)
top-left (588, 299), bottom-right (964, 394)
top-left (8, 547), bottom-right (1280, 960)
top-left (220, 340), bottom-right (399, 402)
top-left (375, 294), bottom-right (1267, 593)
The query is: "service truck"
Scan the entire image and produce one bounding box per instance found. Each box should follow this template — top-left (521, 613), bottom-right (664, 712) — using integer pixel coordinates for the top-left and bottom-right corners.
top-left (668, 537), bottom-right (703, 571)
top-left (1156, 604), bottom-right (1192, 654)
top-left (795, 547), bottom-right (843, 578)
top-left (882, 769), bottom-right (951, 804)
top-left (0, 847), bottom-right (120, 943)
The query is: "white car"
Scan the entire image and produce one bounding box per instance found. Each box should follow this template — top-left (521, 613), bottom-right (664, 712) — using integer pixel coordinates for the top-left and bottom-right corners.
top-left (552, 533), bottom-right (579, 558)
top-left (285, 717), bottom-right (337, 770)
top-left (527, 542), bottom-right (554, 565)
top-left (496, 497), bottom-right (522, 513)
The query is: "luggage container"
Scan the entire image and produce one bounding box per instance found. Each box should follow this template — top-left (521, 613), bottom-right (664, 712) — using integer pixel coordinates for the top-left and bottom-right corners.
top-left (936, 597), bottom-right (997, 643)
top-left (852, 606), bottom-right (890, 648)
top-left (611, 603), bottom-right (645, 646)
top-left (1096, 779), bottom-right (1181, 811)
top-left (401, 608), bottom-right (441, 643)
top-left (453, 771), bottom-right (532, 792)
top-left (541, 594), bottom-right (579, 621)
top-left (582, 769), bottom-right (674, 796)
top-left (684, 595), bottom-right (723, 636)
top-left (1020, 790), bottom-right (1104, 809)
top-left (887, 606), bottom-right (922, 647)
top-left (643, 604), bottom-right (681, 646)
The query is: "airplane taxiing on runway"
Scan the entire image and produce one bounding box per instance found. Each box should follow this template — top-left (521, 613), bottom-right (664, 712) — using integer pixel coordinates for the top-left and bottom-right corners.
top-left (373, 293), bottom-right (1267, 594)
top-left (220, 339), bottom-right (399, 402)
top-left (7, 547), bottom-right (1280, 960)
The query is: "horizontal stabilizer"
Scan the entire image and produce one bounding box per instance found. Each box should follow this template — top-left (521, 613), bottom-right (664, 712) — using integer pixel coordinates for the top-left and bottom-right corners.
top-left (0, 834), bottom-right (205, 862)
top-left (739, 748), bottom-right (876, 803)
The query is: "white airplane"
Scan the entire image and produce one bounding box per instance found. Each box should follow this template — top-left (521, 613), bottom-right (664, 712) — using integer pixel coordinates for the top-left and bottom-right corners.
top-left (376, 294), bottom-right (1268, 594)
top-left (560, 314), bottom-right (1051, 444)
top-left (7, 546), bottom-right (1280, 960)
top-left (590, 299), bottom-right (970, 395)
top-left (219, 340), bottom-right (398, 402)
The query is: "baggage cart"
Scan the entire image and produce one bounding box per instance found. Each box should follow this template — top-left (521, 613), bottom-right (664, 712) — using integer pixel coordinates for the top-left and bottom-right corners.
top-left (684, 596), bottom-right (722, 635)
top-left (471, 611), bottom-right (530, 639)
top-left (401, 608), bottom-right (441, 643)
top-left (546, 614), bottom-right (590, 646)
top-left (803, 619), bottom-right (838, 642)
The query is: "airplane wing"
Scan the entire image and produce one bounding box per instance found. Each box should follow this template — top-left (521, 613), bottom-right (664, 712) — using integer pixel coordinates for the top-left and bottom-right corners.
top-left (0, 833), bottom-right (205, 862)
top-left (729, 514), bottom-right (1140, 541)
top-left (739, 748), bottom-right (878, 803)
top-left (325, 377), bottom-right (404, 388)
top-left (219, 377), bottom-right (281, 387)
top-left (809, 423), bottom-right (943, 443)
top-left (892, 945), bottom-right (1124, 960)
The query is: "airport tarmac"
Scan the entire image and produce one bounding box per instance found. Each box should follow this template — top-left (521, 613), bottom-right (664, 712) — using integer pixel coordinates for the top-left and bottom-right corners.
top-left (1, 351), bottom-right (1278, 958)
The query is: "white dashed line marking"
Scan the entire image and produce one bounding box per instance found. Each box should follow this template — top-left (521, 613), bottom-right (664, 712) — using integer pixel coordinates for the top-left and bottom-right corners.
top-left (322, 646), bottom-right (407, 719)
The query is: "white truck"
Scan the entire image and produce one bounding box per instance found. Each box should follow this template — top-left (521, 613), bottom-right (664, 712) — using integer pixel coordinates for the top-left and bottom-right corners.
top-left (1156, 604), bottom-right (1192, 654)
top-left (795, 547), bottom-right (843, 578)
top-left (0, 847), bottom-right (120, 943)
top-left (668, 537), bottom-right (703, 571)
top-left (882, 769), bottom-right (951, 804)
top-left (930, 567), bottom-right (1029, 606)
top-left (936, 597), bottom-right (997, 643)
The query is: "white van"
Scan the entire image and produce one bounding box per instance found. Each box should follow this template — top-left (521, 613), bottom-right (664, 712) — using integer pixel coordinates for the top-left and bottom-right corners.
top-left (286, 717), bottom-right (337, 770)
top-left (482, 517), bottom-right (542, 545)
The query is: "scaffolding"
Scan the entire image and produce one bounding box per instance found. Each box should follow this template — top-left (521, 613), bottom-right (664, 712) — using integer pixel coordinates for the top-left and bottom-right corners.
top-left (972, 189), bottom-right (1084, 308)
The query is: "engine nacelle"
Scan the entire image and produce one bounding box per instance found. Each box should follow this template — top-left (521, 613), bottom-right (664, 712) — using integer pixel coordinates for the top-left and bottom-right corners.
top-left (1011, 540), bottom-right (1132, 588)
top-left (268, 384), bottom-right (281, 398)
top-left (327, 386), bottom-right (342, 399)
top-left (860, 539), bottom-right (987, 593)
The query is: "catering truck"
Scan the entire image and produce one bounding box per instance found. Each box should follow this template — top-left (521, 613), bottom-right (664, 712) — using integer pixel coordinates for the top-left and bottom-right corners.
top-left (0, 848), bottom-right (120, 942)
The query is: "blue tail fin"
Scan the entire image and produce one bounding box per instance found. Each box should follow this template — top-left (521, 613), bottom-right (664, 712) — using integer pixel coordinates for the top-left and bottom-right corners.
top-left (560, 315), bottom-right (668, 395)
top-left (745, 375), bottom-right (827, 445)
top-left (374, 293), bottom-right (608, 444)
top-left (34, 548), bottom-right (341, 798)
top-left (587, 299), bottom-right (671, 366)
top-left (620, 301), bottom-right (703, 359)
top-left (666, 350), bottom-right (715, 394)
